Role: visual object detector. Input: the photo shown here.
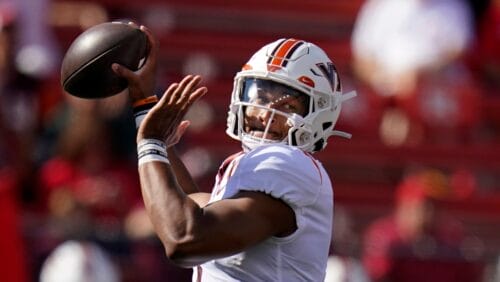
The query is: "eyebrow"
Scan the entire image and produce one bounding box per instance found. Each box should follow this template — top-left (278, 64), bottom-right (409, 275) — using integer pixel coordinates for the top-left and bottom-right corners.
top-left (270, 95), bottom-right (307, 114)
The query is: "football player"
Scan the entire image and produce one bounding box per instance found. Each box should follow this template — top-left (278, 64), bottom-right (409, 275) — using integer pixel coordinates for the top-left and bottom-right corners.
top-left (113, 24), bottom-right (355, 281)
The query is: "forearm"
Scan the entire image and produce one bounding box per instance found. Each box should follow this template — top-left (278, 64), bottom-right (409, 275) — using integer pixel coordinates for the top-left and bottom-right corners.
top-left (138, 161), bottom-right (204, 259)
top-left (168, 147), bottom-right (210, 207)
top-left (167, 146), bottom-right (199, 194)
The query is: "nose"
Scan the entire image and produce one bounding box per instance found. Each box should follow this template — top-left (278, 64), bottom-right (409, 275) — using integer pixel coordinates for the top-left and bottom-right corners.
top-left (257, 108), bottom-right (275, 125)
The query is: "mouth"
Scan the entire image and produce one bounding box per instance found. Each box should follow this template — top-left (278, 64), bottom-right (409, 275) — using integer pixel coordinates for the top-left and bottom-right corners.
top-left (247, 127), bottom-right (282, 140)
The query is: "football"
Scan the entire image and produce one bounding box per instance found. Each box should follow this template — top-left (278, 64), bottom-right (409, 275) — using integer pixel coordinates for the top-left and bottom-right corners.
top-left (60, 21), bottom-right (149, 99)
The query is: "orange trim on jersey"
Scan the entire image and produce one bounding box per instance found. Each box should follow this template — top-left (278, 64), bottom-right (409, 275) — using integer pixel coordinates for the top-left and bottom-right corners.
top-left (269, 38), bottom-right (301, 67)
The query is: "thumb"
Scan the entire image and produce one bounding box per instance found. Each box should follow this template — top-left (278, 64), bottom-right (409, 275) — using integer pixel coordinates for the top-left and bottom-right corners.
top-left (165, 120), bottom-right (191, 147)
top-left (176, 120), bottom-right (191, 137)
top-left (112, 63), bottom-right (135, 80)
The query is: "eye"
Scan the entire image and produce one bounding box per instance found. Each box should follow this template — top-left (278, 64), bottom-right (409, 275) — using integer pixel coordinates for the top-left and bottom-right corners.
top-left (281, 103), bottom-right (296, 112)
top-left (251, 90), bottom-right (270, 104)
top-left (256, 96), bottom-right (269, 105)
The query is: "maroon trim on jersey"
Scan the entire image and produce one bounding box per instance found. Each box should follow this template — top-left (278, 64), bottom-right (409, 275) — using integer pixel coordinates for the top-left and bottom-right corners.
top-left (304, 152), bottom-right (323, 184)
top-left (196, 266), bottom-right (203, 282)
top-left (213, 151), bottom-right (244, 196)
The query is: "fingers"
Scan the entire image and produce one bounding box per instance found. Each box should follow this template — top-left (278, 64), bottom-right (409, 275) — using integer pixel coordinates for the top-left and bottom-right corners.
top-left (128, 21), bottom-right (140, 28)
top-left (163, 120), bottom-right (190, 147)
top-left (156, 82), bottom-right (179, 108)
top-left (152, 75), bottom-right (206, 126)
top-left (153, 75), bottom-right (206, 118)
top-left (112, 23), bottom-right (157, 80)
top-left (178, 75), bottom-right (204, 103)
top-left (175, 120), bottom-right (191, 139)
top-left (160, 75), bottom-right (204, 106)
top-left (112, 23), bottom-right (158, 101)
top-left (138, 75), bottom-right (206, 143)
top-left (186, 86), bottom-right (208, 106)
top-left (112, 63), bottom-right (135, 79)
top-left (139, 25), bottom-right (158, 62)
top-left (168, 75), bottom-right (195, 104)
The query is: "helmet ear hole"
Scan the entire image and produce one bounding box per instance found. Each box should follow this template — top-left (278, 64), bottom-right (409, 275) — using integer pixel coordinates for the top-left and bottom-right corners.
top-left (290, 129), bottom-right (299, 146)
top-left (322, 122), bottom-right (332, 130)
top-left (313, 139), bottom-right (324, 152)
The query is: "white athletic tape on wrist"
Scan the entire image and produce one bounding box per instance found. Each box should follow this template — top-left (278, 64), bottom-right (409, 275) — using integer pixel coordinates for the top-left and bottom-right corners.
top-left (137, 139), bottom-right (170, 165)
top-left (138, 153), bottom-right (170, 166)
top-left (137, 138), bottom-right (166, 150)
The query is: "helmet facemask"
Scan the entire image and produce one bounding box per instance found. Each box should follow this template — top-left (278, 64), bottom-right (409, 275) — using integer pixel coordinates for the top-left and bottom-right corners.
top-left (232, 77), bottom-right (311, 152)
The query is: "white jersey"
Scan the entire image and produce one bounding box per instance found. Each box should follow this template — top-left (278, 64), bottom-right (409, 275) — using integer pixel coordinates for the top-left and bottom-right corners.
top-left (193, 144), bottom-right (333, 282)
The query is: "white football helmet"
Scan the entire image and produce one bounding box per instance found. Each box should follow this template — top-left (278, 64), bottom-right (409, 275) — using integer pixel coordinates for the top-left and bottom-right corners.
top-left (226, 38), bottom-right (355, 153)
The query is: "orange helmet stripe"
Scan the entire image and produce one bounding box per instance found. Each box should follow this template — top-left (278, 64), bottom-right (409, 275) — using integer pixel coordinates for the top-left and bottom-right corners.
top-left (268, 38), bottom-right (303, 67)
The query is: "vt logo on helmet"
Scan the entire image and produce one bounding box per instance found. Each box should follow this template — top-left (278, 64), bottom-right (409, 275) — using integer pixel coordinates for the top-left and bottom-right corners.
top-left (226, 38), bottom-right (356, 153)
top-left (314, 62), bottom-right (341, 93)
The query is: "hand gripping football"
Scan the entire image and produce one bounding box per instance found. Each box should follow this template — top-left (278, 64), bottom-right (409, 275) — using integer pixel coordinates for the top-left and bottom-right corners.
top-left (60, 21), bottom-right (149, 99)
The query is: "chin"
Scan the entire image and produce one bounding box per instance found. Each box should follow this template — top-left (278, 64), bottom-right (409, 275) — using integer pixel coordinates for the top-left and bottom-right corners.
top-left (248, 131), bottom-right (282, 140)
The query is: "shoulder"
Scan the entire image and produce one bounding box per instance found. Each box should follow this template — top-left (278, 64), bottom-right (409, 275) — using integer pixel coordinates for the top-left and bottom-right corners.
top-left (241, 144), bottom-right (318, 172)
top-left (248, 143), bottom-right (304, 155)
top-left (228, 144), bottom-right (330, 207)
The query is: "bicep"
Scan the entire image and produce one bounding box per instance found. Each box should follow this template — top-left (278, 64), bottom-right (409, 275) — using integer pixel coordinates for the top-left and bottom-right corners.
top-left (182, 191), bottom-right (296, 261)
top-left (187, 192), bottom-right (211, 207)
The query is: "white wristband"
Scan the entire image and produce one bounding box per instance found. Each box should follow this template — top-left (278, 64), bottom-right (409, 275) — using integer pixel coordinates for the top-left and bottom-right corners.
top-left (137, 139), bottom-right (170, 166)
top-left (139, 153), bottom-right (170, 166)
top-left (132, 96), bottom-right (158, 129)
top-left (134, 110), bottom-right (148, 129)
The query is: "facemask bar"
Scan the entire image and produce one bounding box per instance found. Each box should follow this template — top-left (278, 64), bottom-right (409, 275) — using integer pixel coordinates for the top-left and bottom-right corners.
top-left (235, 78), bottom-right (311, 148)
top-left (237, 101), bottom-right (293, 145)
top-left (239, 77), bottom-right (311, 117)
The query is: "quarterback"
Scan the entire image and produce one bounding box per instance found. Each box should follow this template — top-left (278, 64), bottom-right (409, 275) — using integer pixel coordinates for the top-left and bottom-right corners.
top-left (113, 24), bottom-right (354, 281)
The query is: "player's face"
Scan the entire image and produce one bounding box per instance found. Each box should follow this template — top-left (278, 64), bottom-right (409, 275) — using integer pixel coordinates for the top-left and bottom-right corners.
top-left (241, 78), bottom-right (309, 141)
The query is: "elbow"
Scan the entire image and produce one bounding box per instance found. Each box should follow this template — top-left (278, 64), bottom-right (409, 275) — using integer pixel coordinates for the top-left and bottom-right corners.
top-left (166, 249), bottom-right (198, 268)
top-left (162, 237), bottom-right (206, 268)
top-left (151, 203), bottom-right (209, 267)
top-left (164, 242), bottom-right (190, 267)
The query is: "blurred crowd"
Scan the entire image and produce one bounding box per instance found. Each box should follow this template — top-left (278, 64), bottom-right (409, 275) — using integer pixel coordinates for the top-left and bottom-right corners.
top-left (0, 0), bottom-right (499, 281)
